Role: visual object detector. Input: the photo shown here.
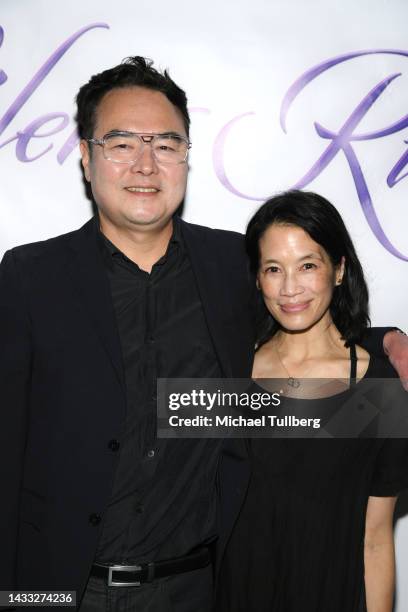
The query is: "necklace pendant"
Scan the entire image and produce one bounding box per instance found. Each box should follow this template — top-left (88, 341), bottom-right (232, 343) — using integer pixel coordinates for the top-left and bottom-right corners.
top-left (287, 377), bottom-right (300, 388)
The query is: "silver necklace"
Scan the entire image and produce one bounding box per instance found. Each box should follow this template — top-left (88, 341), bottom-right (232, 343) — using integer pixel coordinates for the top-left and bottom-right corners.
top-left (275, 345), bottom-right (301, 388)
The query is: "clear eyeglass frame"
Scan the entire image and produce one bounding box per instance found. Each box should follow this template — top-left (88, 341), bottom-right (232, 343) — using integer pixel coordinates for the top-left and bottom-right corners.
top-left (87, 131), bottom-right (191, 165)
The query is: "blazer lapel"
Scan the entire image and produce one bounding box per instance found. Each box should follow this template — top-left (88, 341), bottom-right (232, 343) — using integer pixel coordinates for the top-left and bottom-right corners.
top-left (180, 220), bottom-right (235, 376)
top-left (63, 218), bottom-right (126, 397)
top-left (180, 219), bottom-right (256, 378)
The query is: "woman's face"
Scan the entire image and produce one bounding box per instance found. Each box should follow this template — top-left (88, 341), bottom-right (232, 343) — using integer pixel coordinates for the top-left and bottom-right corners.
top-left (257, 224), bottom-right (344, 333)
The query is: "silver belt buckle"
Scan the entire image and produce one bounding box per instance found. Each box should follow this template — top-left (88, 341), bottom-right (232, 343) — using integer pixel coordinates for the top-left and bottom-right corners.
top-left (108, 564), bottom-right (142, 587)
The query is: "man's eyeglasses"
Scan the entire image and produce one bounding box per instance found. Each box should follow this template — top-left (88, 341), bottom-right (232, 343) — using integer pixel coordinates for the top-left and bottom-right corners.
top-left (87, 131), bottom-right (191, 165)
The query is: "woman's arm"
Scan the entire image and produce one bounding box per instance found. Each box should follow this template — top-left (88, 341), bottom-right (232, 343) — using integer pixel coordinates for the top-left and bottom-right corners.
top-left (364, 495), bottom-right (398, 612)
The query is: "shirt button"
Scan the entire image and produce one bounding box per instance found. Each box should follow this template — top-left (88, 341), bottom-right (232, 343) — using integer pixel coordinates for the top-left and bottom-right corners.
top-left (135, 505), bottom-right (144, 514)
top-left (89, 513), bottom-right (101, 526)
top-left (147, 449), bottom-right (155, 458)
top-left (108, 439), bottom-right (120, 452)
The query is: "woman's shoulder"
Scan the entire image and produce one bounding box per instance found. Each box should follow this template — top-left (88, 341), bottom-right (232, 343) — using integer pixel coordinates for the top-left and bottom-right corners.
top-left (253, 343), bottom-right (277, 378)
top-left (354, 345), bottom-right (370, 380)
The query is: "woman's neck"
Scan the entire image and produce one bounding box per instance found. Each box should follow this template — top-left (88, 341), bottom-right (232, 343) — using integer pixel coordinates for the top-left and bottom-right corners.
top-left (254, 314), bottom-right (370, 383)
top-left (253, 315), bottom-right (352, 382)
top-left (271, 315), bottom-right (346, 363)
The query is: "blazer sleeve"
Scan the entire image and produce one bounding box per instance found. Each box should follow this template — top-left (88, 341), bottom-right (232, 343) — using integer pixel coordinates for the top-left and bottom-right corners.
top-left (0, 249), bottom-right (32, 588)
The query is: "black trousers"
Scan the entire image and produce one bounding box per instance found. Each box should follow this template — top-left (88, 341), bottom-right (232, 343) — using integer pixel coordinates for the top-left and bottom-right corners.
top-left (78, 565), bottom-right (214, 612)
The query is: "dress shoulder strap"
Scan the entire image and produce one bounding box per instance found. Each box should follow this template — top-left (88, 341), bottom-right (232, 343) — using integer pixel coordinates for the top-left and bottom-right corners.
top-left (349, 343), bottom-right (357, 387)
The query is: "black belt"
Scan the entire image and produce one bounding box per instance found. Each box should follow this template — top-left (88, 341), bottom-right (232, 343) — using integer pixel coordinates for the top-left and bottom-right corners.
top-left (91, 548), bottom-right (211, 587)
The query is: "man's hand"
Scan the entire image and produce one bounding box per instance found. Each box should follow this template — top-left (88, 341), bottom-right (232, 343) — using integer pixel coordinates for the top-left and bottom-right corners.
top-left (383, 330), bottom-right (408, 391)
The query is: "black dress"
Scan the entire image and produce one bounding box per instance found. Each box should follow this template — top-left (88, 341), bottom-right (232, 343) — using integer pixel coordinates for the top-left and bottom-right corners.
top-left (217, 353), bottom-right (408, 612)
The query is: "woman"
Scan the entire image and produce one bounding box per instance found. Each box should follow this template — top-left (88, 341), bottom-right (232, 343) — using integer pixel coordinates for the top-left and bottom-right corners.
top-left (217, 190), bottom-right (408, 612)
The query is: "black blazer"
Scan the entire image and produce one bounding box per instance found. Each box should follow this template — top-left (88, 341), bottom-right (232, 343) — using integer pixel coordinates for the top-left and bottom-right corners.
top-left (0, 217), bottom-right (254, 596)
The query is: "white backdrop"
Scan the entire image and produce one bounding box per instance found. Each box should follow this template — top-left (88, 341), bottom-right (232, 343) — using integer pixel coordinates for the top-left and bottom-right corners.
top-left (1, 0), bottom-right (407, 605)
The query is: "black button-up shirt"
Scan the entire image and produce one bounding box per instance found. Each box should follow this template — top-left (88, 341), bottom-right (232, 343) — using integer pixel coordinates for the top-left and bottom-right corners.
top-left (95, 217), bottom-right (223, 564)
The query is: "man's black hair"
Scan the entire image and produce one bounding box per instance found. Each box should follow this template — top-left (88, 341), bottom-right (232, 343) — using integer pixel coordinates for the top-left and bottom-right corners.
top-left (76, 56), bottom-right (190, 139)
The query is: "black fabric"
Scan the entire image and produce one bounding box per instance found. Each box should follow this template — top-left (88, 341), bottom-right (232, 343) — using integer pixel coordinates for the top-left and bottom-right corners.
top-left (95, 218), bottom-right (222, 563)
top-left (350, 342), bottom-right (357, 385)
top-left (0, 217), bottom-right (254, 599)
top-left (0, 213), bottom-right (396, 602)
top-left (360, 327), bottom-right (394, 357)
top-left (217, 355), bottom-right (408, 612)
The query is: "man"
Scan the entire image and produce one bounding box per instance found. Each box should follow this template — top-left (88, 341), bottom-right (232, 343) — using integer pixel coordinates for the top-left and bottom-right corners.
top-left (0, 56), bottom-right (406, 611)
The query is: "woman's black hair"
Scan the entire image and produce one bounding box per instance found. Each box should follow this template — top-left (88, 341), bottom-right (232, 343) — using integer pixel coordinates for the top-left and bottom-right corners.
top-left (245, 190), bottom-right (370, 347)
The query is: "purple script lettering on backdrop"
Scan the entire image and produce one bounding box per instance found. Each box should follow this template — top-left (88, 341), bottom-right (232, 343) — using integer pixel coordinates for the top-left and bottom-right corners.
top-left (1, 27), bottom-right (407, 260)
top-left (0, 27), bottom-right (7, 85)
top-left (387, 142), bottom-right (408, 188)
top-left (279, 50), bottom-right (408, 261)
top-left (0, 23), bottom-right (109, 161)
top-left (213, 113), bottom-right (261, 200)
top-left (213, 50), bottom-right (408, 259)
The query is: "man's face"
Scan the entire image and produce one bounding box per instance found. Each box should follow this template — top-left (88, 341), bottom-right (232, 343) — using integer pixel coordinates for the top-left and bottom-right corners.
top-left (80, 86), bottom-right (188, 233)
